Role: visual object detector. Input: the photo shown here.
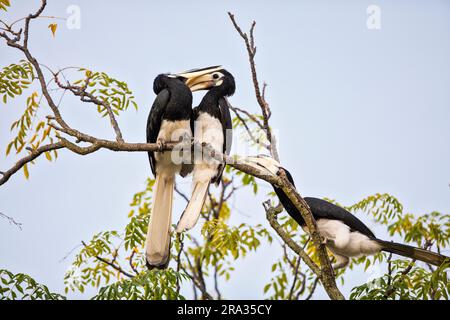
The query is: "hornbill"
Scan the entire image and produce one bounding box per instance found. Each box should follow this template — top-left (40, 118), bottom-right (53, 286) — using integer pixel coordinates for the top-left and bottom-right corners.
top-left (176, 68), bottom-right (235, 232)
top-left (244, 155), bottom-right (449, 269)
top-left (146, 66), bottom-right (223, 268)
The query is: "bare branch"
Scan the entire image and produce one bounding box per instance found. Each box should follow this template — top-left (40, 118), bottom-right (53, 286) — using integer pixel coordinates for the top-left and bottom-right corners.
top-left (182, 251), bottom-right (213, 300)
top-left (263, 200), bottom-right (320, 275)
top-left (228, 12), bottom-right (279, 161)
top-left (213, 264), bottom-right (222, 300)
top-left (305, 277), bottom-right (320, 300)
top-left (287, 256), bottom-right (302, 300)
top-left (229, 105), bottom-right (265, 130)
top-left (0, 212), bottom-right (23, 230)
top-left (174, 184), bottom-right (189, 203)
top-left (175, 234), bottom-right (186, 295)
top-left (229, 105), bottom-right (269, 150)
top-left (23, 0), bottom-right (47, 49)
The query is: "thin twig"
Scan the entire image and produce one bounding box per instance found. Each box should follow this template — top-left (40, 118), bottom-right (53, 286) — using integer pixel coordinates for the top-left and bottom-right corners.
top-left (81, 241), bottom-right (134, 278)
top-left (229, 105), bottom-right (270, 150)
top-left (174, 184), bottom-right (189, 203)
top-left (305, 277), bottom-right (320, 300)
top-left (288, 256), bottom-right (301, 300)
top-left (129, 248), bottom-right (139, 275)
top-left (0, 212), bottom-right (23, 230)
top-left (53, 72), bottom-right (124, 142)
top-left (176, 234), bottom-right (184, 294)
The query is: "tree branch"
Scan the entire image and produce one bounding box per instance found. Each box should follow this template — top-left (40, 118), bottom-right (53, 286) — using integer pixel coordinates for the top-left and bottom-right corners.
top-left (263, 200), bottom-right (320, 275)
top-left (128, 248), bottom-right (139, 275)
top-left (228, 12), bottom-right (279, 161)
top-left (0, 142), bottom-right (64, 186)
top-left (229, 105), bottom-right (269, 150)
top-left (53, 72), bottom-right (124, 142)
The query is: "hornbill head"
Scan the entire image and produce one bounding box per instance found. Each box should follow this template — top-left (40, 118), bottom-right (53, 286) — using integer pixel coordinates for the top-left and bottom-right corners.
top-left (171, 66), bottom-right (235, 95)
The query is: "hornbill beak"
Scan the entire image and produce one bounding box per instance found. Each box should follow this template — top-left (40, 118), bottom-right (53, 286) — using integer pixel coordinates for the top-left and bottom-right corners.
top-left (170, 65), bottom-right (223, 92)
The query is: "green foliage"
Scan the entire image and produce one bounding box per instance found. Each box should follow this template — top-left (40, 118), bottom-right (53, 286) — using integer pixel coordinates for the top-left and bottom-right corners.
top-left (202, 219), bottom-right (271, 262)
top-left (62, 178), bottom-right (185, 299)
top-left (229, 167), bottom-right (258, 194)
top-left (351, 260), bottom-right (450, 300)
top-left (0, 269), bottom-right (65, 300)
top-left (59, 168), bottom-right (274, 300)
top-left (263, 212), bottom-right (319, 299)
top-left (73, 69), bottom-right (138, 117)
top-left (64, 230), bottom-right (122, 294)
top-left (346, 193), bottom-right (403, 224)
top-left (93, 269), bottom-right (186, 300)
top-left (388, 211), bottom-right (450, 249)
top-left (1, 62), bottom-right (140, 179)
top-left (6, 91), bottom-right (56, 153)
top-left (346, 196), bottom-right (449, 299)
top-left (263, 192), bottom-right (449, 300)
top-left (0, 0), bottom-right (10, 11)
top-left (125, 178), bottom-right (154, 250)
top-left (0, 60), bottom-right (34, 104)
top-left (1, 60), bottom-right (58, 178)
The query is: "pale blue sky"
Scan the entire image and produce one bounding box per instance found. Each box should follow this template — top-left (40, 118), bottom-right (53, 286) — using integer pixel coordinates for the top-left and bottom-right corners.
top-left (1, 0), bottom-right (449, 299)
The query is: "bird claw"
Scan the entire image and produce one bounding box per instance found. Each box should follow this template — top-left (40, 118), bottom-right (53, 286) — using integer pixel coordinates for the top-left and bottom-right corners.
top-left (157, 138), bottom-right (165, 151)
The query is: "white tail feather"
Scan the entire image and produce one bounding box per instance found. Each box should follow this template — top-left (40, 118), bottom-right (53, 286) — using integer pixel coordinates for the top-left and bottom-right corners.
top-left (176, 181), bottom-right (210, 232)
top-left (145, 173), bottom-right (174, 268)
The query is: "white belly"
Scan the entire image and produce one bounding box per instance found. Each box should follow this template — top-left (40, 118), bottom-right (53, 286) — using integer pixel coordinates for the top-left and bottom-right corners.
top-left (193, 112), bottom-right (224, 182)
top-left (306, 219), bottom-right (381, 258)
top-left (155, 120), bottom-right (192, 176)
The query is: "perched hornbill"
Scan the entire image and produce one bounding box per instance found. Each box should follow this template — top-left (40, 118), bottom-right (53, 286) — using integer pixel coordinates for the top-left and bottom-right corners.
top-left (145, 66), bottom-right (223, 268)
top-left (176, 68), bottom-right (235, 232)
top-left (244, 155), bottom-right (449, 269)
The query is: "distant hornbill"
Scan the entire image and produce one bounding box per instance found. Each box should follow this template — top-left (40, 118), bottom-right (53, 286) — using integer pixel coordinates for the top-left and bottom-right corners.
top-left (244, 155), bottom-right (449, 269)
top-left (176, 68), bottom-right (235, 232)
top-left (145, 66), bottom-right (223, 268)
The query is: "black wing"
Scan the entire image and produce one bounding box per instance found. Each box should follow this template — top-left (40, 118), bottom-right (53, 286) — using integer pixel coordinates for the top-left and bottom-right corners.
top-left (277, 168), bottom-right (375, 238)
top-left (304, 197), bottom-right (376, 238)
top-left (146, 89), bottom-right (170, 176)
top-left (211, 97), bottom-right (233, 184)
top-left (218, 97), bottom-right (233, 155)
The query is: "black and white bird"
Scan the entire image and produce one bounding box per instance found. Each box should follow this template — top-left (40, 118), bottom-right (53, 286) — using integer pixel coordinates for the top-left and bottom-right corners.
top-left (176, 69), bottom-right (235, 233)
top-left (145, 66), bottom-right (223, 268)
top-left (244, 155), bottom-right (449, 269)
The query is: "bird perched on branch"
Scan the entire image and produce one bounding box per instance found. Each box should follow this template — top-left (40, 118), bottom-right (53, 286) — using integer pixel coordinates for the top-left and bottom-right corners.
top-left (244, 155), bottom-right (449, 269)
top-left (176, 68), bottom-right (235, 233)
top-left (145, 66), bottom-right (223, 269)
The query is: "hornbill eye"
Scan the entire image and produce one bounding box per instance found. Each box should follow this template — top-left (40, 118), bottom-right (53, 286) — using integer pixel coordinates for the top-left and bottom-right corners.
top-left (212, 73), bottom-right (220, 79)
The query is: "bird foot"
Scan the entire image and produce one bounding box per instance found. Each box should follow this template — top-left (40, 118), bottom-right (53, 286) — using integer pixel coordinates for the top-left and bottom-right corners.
top-left (156, 138), bottom-right (166, 151)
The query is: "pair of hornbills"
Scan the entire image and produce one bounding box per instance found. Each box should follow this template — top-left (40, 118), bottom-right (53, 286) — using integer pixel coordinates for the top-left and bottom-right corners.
top-left (146, 66), bottom-right (234, 268)
top-left (146, 67), bottom-right (448, 270)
